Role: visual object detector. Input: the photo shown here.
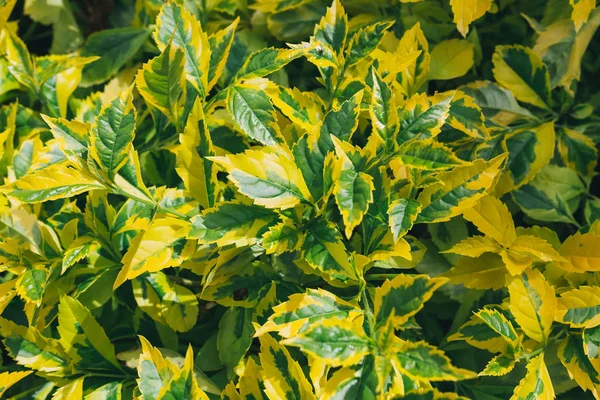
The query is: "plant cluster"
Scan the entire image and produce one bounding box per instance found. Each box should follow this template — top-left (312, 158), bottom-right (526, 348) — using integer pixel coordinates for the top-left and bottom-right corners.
top-left (0, 0), bottom-right (599, 398)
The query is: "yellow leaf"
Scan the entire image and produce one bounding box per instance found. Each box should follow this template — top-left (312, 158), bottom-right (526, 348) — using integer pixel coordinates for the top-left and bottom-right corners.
top-left (463, 195), bottom-right (516, 247)
top-left (5, 164), bottom-right (106, 203)
top-left (510, 354), bottom-right (554, 400)
top-left (259, 334), bottom-right (315, 400)
top-left (52, 378), bottom-right (84, 400)
top-left (444, 253), bottom-right (507, 290)
top-left (211, 149), bottom-right (313, 209)
top-left (114, 218), bottom-right (192, 288)
top-left (556, 286), bottom-right (600, 328)
top-left (508, 268), bottom-right (556, 343)
top-left (445, 236), bottom-right (502, 258)
top-left (0, 370), bottom-right (32, 398)
top-left (176, 98), bottom-right (218, 209)
top-left (509, 235), bottom-right (565, 263)
top-left (571, 0), bottom-right (597, 31)
top-left (558, 232), bottom-right (600, 272)
top-left (429, 39), bottom-right (474, 80)
top-left (450, 0), bottom-right (493, 37)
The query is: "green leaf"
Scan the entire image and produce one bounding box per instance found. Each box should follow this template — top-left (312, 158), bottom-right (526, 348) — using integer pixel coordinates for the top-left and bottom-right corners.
top-left (136, 42), bottom-right (186, 125)
top-left (370, 69), bottom-right (399, 154)
top-left (322, 90), bottom-right (363, 142)
top-left (234, 47), bottom-right (304, 81)
top-left (57, 294), bottom-right (122, 372)
top-left (416, 155), bottom-right (506, 223)
top-left (217, 307), bottom-right (254, 370)
top-left (154, 2), bottom-right (210, 96)
top-left (81, 27), bottom-right (151, 86)
top-left (396, 140), bottom-right (465, 170)
top-left (557, 335), bottom-right (600, 397)
top-left (5, 164), bottom-right (106, 203)
top-left (15, 267), bottom-right (47, 304)
top-left (388, 198), bottom-right (421, 243)
top-left (281, 317), bottom-right (372, 367)
top-left (397, 93), bottom-right (453, 143)
top-left (374, 274), bottom-right (447, 328)
top-left (211, 149), bottom-right (313, 209)
top-left (227, 82), bottom-right (285, 147)
top-left (256, 288), bottom-right (362, 338)
top-left (190, 202), bottom-right (278, 247)
top-left (258, 334), bottom-right (315, 400)
top-left (394, 341), bottom-right (477, 381)
top-left (133, 272), bottom-right (198, 333)
top-left (492, 45), bottom-right (551, 110)
top-left (345, 21), bottom-right (394, 66)
top-left (460, 81), bottom-right (535, 124)
top-left (89, 88), bottom-right (136, 179)
top-left (207, 18), bottom-right (239, 91)
top-left (558, 127), bottom-right (598, 179)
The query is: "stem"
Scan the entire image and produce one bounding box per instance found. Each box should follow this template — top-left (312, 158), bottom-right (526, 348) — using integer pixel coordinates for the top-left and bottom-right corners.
top-left (112, 187), bottom-right (189, 220)
top-left (361, 289), bottom-right (375, 335)
top-left (365, 273), bottom-right (400, 281)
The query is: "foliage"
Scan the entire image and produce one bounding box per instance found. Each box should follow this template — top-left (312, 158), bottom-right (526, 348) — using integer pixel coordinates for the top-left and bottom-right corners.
top-left (0, 0), bottom-right (599, 399)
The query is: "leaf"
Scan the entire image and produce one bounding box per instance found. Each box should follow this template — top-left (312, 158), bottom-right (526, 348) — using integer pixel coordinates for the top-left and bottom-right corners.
top-left (397, 22), bottom-right (430, 96)
top-left (507, 268), bottom-right (556, 343)
top-left (158, 346), bottom-right (209, 400)
top-left (429, 39), bottom-right (474, 80)
top-left (268, 85), bottom-right (323, 134)
top-left (0, 371), bottom-right (32, 398)
top-left (557, 334), bottom-right (600, 397)
top-left (136, 42), bottom-right (186, 125)
top-left (333, 142), bottom-right (374, 239)
top-left (0, 0), bottom-right (16, 31)
top-left (211, 149), bottom-right (312, 209)
top-left (393, 341), bottom-right (477, 381)
top-left (444, 255), bottom-right (507, 290)
top-left (492, 45), bottom-right (551, 110)
top-left (301, 218), bottom-right (357, 283)
top-left (281, 317), bottom-right (372, 367)
top-left (190, 202), bottom-right (278, 247)
top-left (397, 93), bottom-right (453, 143)
top-left (447, 91), bottom-right (490, 140)
top-left (207, 18), bottom-right (239, 91)
top-left (176, 98), bottom-right (218, 209)
top-left (510, 354), bottom-right (554, 400)
top-left (481, 354), bottom-right (517, 377)
top-left (416, 155), bottom-right (506, 224)
top-left (133, 272), bottom-right (198, 332)
top-left (154, 2), bottom-right (210, 96)
top-left (475, 308), bottom-right (521, 352)
top-left (0, 317), bottom-right (70, 375)
top-left (450, 0), bottom-right (493, 37)
top-left (53, 378), bottom-right (84, 400)
top-left (388, 198), bottom-right (421, 243)
top-left (558, 127), bottom-right (598, 179)
top-left (370, 69), bottom-right (399, 153)
top-left (556, 286), bottom-right (600, 328)
top-left (5, 164), bottom-right (105, 203)
top-left (114, 217), bottom-right (192, 288)
top-left (227, 82), bottom-right (285, 147)
top-left (256, 288), bottom-right (362, 338)
top-left (3, 28), bottom-right (36, 91)
top-left (374, 274), bottom-right (447, 328)
top-left (57, 294), bottom-right (122, 372)
top-left (81, 27), bottom-right (151, 86)
top-left (261, 219), bottom-right (303, 255)
top-left (320, 355), bottom-right (377, 399)
top-left (259, 334), bottom-right (315, 400)
top-left (512, 182), bottom-right (578, 226)
top-left (495, 122), bottom-right (556, 196)
top-left (448, 310), bottom-right (517, 354)
top-left (15, 267), bottom-right (47, 305)
top-left (322, 90), bottom-right (363, 142)
top-left (445, 236), bottom-right (502, 258)
top-left (89, 88), bottom-right (136, 179)
top-left (571, 0), bottom-right (596, 31)
top-left (234, 47), bottom-right (305, 81)
top-left (463, 195), bottom-right (516, 247)
top-left (396, 140), bottom-right (465, 170)
top-left (217, 307), bottom-right (254, 370)
top-left (558, 232), bottom-right (600, 272)
top-left (460, 81), bottom-right (535, 125)
top-left (345, 21), bottom-right (394, 66)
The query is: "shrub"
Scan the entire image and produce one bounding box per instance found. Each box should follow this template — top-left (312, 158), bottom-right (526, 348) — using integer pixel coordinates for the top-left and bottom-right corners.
top-left (0, 0), bottom-right (599, 398)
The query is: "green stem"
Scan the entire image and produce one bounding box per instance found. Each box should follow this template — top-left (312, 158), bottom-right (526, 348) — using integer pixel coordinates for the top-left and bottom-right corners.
top-left (361, 289), bottom-right (375, 335)
top-left (365, 273), bottom-right (400, 281)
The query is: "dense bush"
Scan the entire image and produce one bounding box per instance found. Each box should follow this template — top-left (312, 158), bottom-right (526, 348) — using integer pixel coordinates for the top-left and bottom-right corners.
top-left (0, 0), bottom-right (599, 398)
